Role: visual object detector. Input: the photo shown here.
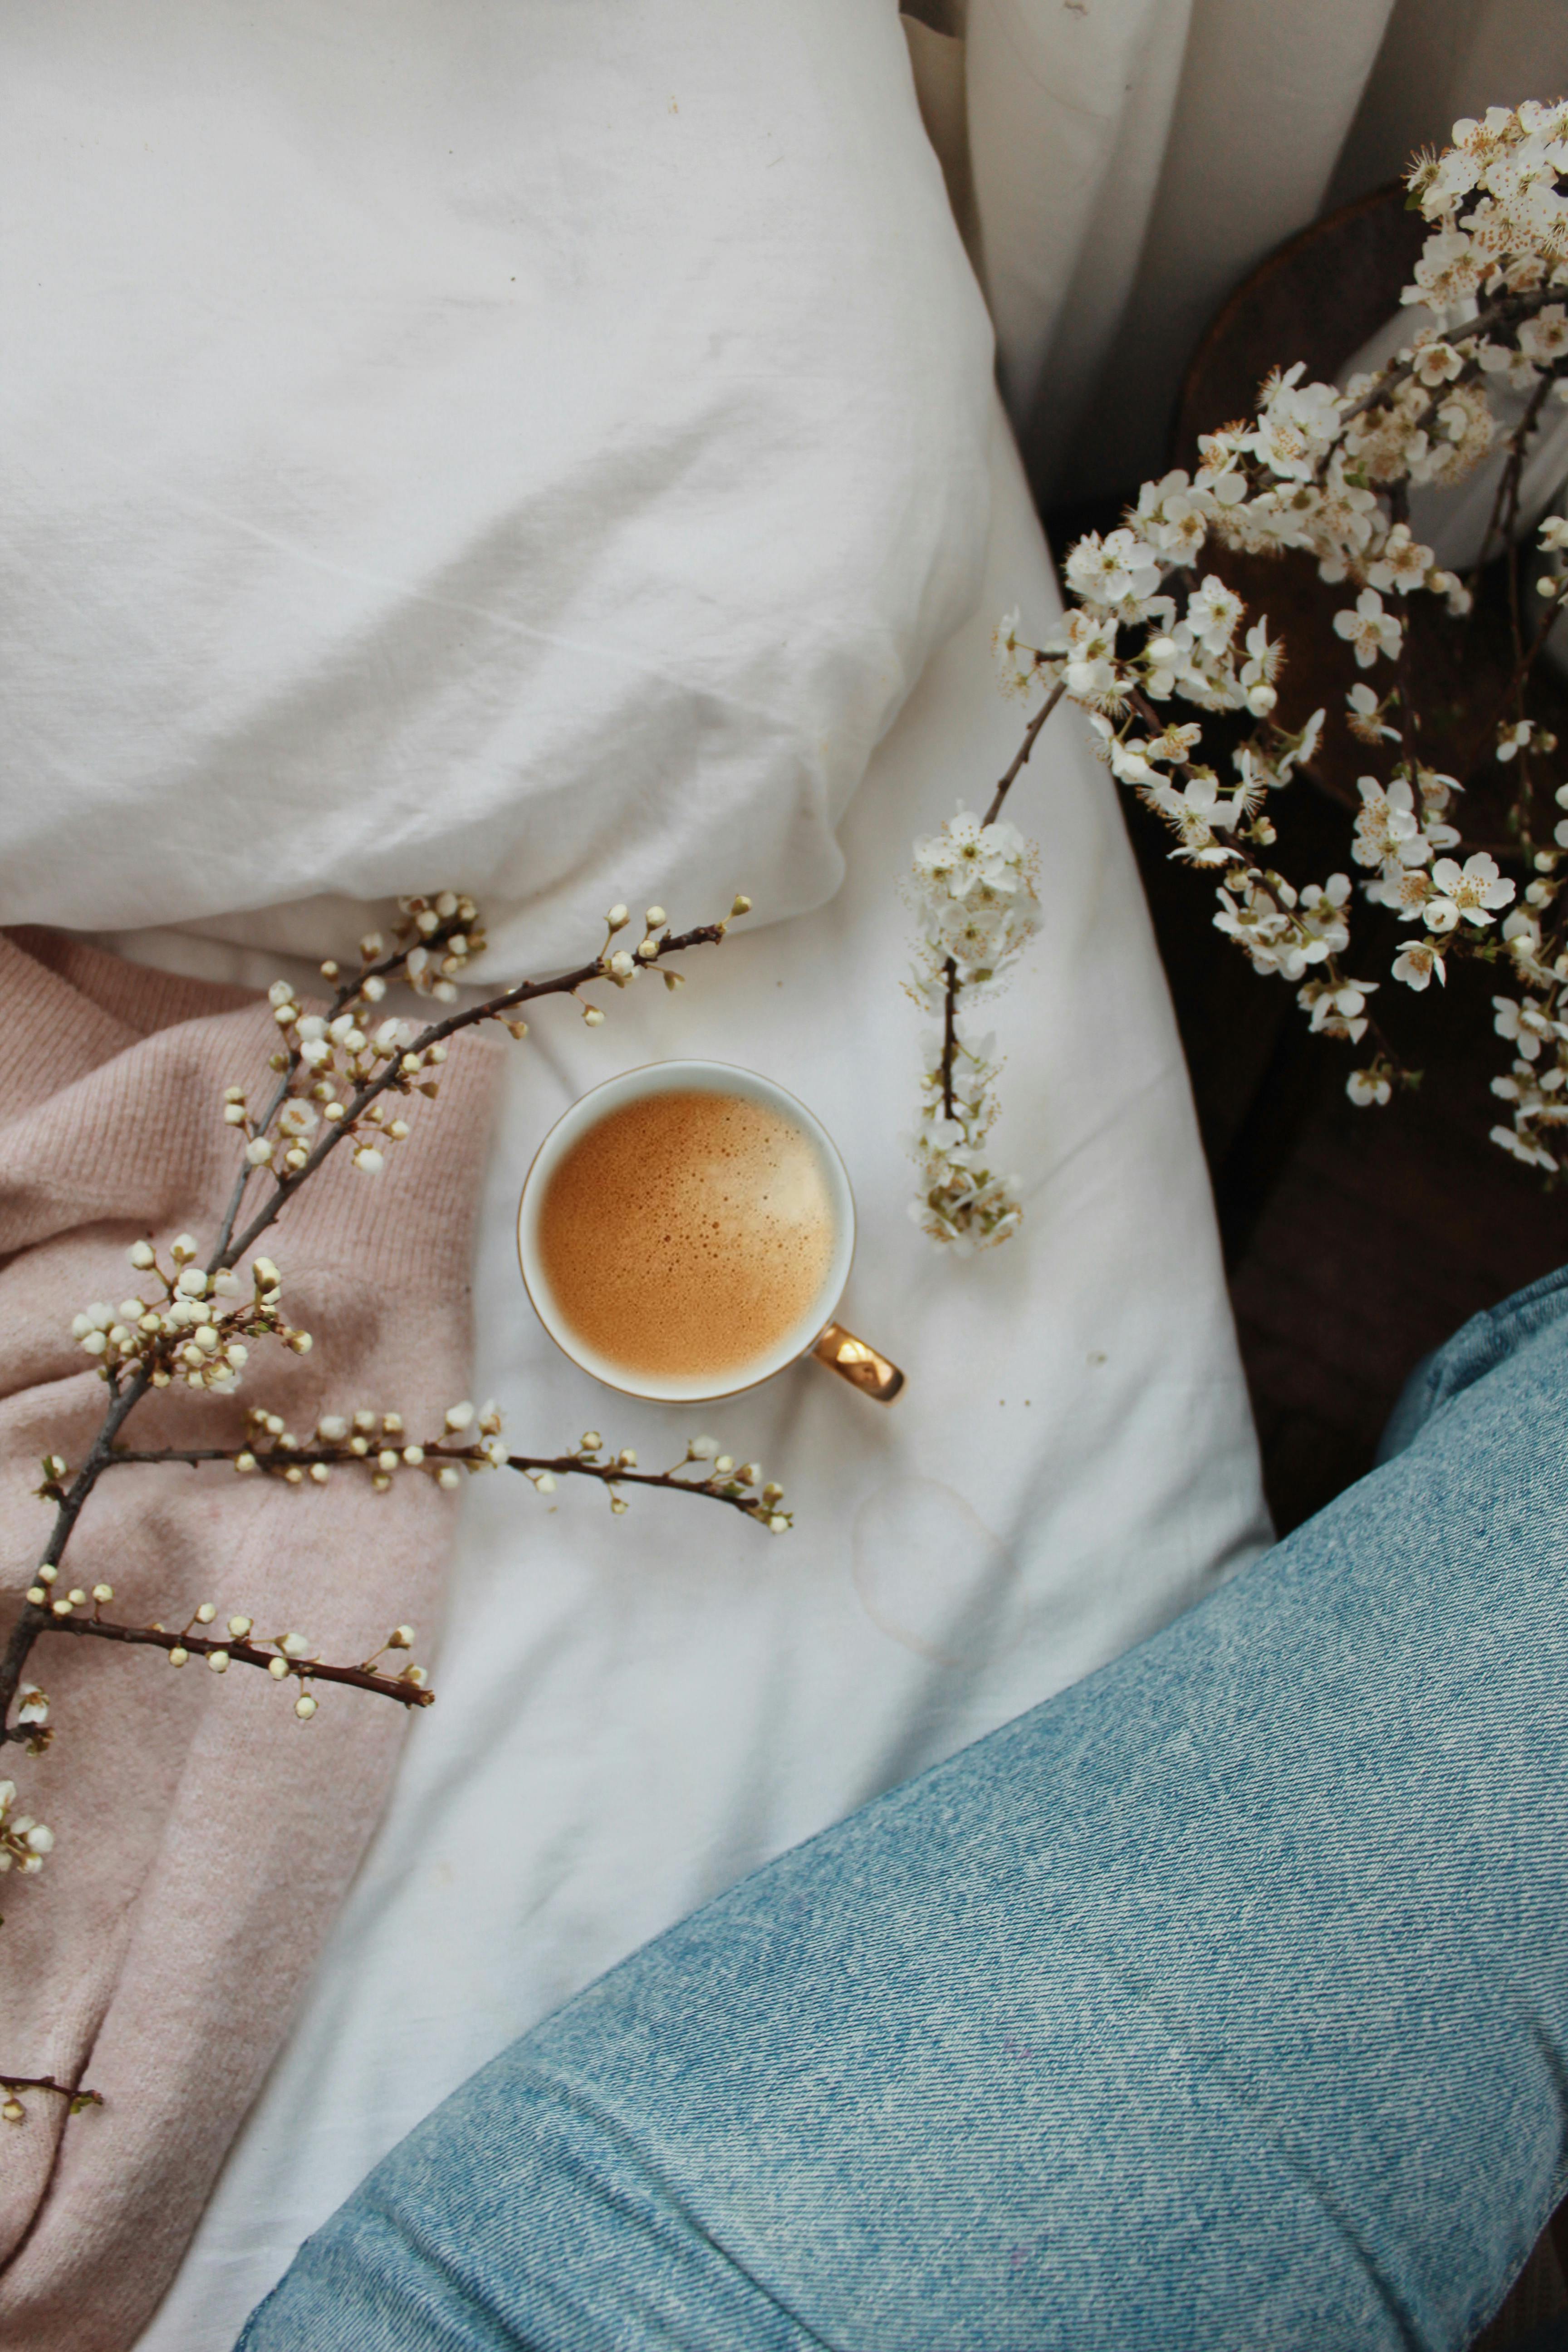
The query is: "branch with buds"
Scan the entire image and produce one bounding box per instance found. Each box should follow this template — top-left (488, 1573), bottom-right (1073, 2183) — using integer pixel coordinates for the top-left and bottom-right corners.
top-left (0, 885), bottom-right (778, 2123)
top-left (909, 98), bottom-right (1568, 1242)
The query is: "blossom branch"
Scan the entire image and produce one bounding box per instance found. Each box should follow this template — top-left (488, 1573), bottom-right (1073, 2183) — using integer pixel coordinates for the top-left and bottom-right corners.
top-left (34, 1607), bottom-right (434, 1712)
top-left (0, 2076), bottom-right (102, 2127)
top-left (982, 675), bottom-right (1068, 828)
top-left (97, 1418), bottom-right (794, 1530)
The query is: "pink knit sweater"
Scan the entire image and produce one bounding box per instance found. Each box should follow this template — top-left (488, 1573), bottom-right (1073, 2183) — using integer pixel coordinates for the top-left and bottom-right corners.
top-left (0, 928), bottom-right (500, 2350)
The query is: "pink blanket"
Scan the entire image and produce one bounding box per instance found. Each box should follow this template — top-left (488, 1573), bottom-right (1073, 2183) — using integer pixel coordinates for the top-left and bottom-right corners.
top-left (0, 929), bottom-right (500, 2349)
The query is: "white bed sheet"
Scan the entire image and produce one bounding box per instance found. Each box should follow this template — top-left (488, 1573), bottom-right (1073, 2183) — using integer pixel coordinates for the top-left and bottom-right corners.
top-left (136, 407), bottom-right (1269, 2347)
top-left (0, 0), bottom-right (990, 975)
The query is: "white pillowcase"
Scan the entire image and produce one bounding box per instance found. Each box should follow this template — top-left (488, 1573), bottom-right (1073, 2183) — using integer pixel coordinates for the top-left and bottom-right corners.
top-left (0, 0), bottom-right (993, 970)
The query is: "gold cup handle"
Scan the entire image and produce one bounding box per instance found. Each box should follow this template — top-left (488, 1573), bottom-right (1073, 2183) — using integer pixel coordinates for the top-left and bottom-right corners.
top-left (811, 1321), bottom-right (905, 1403)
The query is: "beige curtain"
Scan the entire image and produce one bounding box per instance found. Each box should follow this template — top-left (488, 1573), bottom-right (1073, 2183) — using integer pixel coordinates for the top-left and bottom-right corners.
top-left (902, 0), bottom-right (1568, 506)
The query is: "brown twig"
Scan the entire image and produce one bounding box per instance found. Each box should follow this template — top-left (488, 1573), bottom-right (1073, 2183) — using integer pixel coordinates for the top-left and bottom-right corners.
top-left (939, 958), bottom-right (961, 1120)
top-left (0, 2075), bottom-right (102, 2117)
top-left (983, 676), bottom-right (1067, 827)
top-left (95, 1441), bottom-right (784, 1523)
top-left (931, 673), bottom-right (1068, 1122)
top-left (32, 1612), bottom-right (433, 1709)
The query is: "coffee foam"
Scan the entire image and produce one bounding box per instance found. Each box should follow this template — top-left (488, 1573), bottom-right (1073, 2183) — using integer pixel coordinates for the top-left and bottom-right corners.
top-left (536, 1088), bottom-right (836, 1379)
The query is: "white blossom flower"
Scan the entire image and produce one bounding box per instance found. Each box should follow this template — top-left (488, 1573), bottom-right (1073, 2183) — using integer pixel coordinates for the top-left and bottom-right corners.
top-left (1061, 608), bottom-right (1120, 700)
top-left (1186, 576), bottom-right (1244, 657)
top-left (1134, 471), bottom-right (1210, 564)
top-left (1366, 522), bottom-right (1435, 596)
top-left (1348, 1067), bottom-right (1393, 1107)
top-left (1424, 853), bottom-right (1515, 931)
top-left (913, 808), bottom-right (1029, 903)
top-left (277, 1099), bottom-right (319, 1139)
top-left (1411, 338), bottom-right (1465, 387)
top-left (1491, 1122), bottom-right (1558, 1172)
top-left (1063, 529), bottom-right (1162, 616)
top-left (1333, 588), bottom-right (1402, 668)
top-left (1493, 995), bottom-right (1556, 1059)
top-left (1519, 303), bottom-right (1568, 362)
top-left (1392, 941), bottom-right (1446, 990)
top-left (1496, 720), bottom-right (1535, 763)
top-left (1297, 875), bottom-right (1352, 958)
top-left (991, 609), bottom-right (1039, 700)
top-left (1352, 776), bottom-right (1427, 870)
top-left (1248, 363), bottom-right (1342, 480)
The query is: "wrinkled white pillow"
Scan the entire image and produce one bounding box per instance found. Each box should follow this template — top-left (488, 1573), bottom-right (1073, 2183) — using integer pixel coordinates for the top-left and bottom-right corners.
top-left (0, 0), bottom-right (992, 972)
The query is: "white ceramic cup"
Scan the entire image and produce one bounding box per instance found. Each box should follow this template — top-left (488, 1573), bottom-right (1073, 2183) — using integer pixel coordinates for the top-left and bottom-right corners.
top-left (517, 1059), bottom-right (903, 1405)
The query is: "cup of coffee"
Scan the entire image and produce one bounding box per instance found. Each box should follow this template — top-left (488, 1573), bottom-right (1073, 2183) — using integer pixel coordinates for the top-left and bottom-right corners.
top-left (517, 1061), bottom-right (903, 1404)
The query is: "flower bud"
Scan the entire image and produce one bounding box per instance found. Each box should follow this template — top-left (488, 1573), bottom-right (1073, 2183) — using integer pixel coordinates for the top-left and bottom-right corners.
top-left (294, 1693), bottom-right (318, 1720)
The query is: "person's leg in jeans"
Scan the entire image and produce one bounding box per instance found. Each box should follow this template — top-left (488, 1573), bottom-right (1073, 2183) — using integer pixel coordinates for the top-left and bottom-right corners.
top-left (238, 1269), bottom-right (1568, 2352)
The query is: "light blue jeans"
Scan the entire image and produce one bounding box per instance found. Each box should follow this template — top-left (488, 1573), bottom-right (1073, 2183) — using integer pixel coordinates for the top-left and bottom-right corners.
top-left (238, 1269), bottom-right (1568, 2351)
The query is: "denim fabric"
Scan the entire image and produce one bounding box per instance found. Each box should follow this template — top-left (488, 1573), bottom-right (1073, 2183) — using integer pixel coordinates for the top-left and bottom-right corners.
top-left (238, 1270), bottom-right (1568, 2352)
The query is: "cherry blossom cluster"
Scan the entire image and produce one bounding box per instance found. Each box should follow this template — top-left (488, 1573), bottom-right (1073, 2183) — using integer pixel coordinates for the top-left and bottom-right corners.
top-left (246, 990), bottom-right (442, 1179)
top-left (0, 1779), bottom-right (54, 1881)
top-left (586, 895), bottom-right (752, 1027)
top-left (70, 1240), bottom-right (309, 1393)
top-left (934, 103), bottom-right (1568, 1200)
top-left (906, 808), bottom-right (1038, 1249)
top-left (1489, 899), bottom-right (1568, 1171)
top-left (910, 1029), bottom-right (1024, 1254)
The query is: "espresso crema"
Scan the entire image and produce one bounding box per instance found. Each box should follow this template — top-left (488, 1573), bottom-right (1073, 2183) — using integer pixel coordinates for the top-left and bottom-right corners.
top-left (536, 1088), bottom-right (837, 1380)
